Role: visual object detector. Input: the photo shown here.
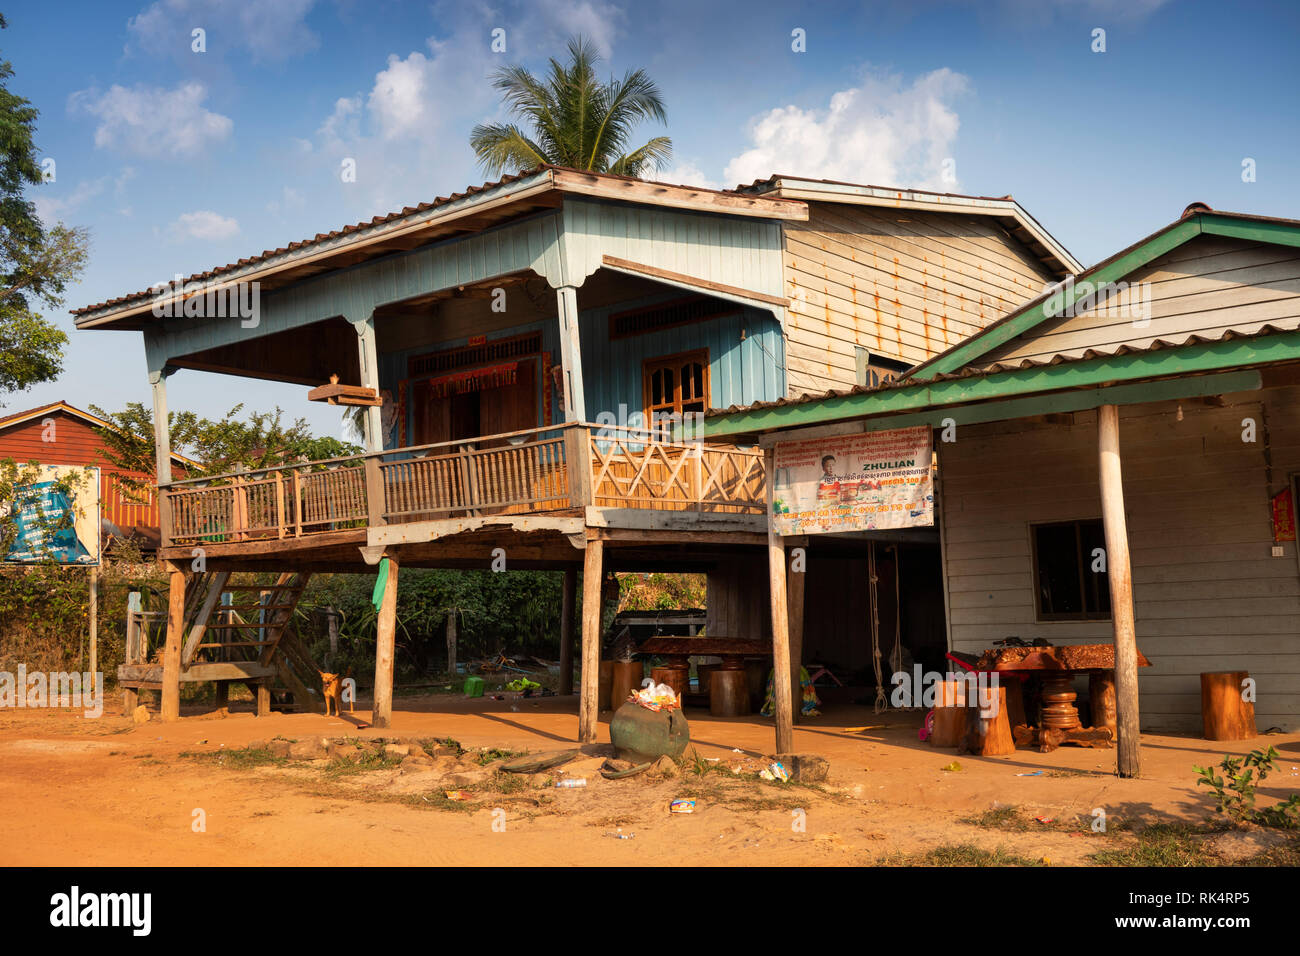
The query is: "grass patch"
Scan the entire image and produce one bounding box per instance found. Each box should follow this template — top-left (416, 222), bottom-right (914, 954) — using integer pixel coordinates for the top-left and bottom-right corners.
top-left (474, 747), bottom-right (523, 765)
top-left (181, 746), bottom-right (287, 770)
top-left (881, 843), bottom-right (1047, 867)
top-left (1090, 823), bottom-right (1222, 867)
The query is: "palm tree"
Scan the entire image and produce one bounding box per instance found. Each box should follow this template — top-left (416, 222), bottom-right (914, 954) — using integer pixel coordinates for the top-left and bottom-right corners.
top-left (471, 36), bottom-right (671, 178)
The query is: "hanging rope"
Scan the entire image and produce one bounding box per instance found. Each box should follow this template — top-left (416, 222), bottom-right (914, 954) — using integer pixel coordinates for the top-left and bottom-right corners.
top-left (868, 541), bottom-right (886, 712)
top-left (889, 545), bottom-right (904, 678)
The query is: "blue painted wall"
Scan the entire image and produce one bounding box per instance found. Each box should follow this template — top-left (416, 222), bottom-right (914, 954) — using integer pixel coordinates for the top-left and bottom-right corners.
top-left (377, 289), bottom-right (784, 448)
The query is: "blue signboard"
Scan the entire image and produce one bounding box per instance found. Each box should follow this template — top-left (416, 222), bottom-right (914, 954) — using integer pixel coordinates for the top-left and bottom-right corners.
top-left (2, 467), bottom-right (100, 565)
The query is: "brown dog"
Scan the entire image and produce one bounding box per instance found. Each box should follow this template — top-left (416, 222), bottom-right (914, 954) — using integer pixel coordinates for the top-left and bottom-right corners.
top-left (320, 671), bottom-right (352, 716)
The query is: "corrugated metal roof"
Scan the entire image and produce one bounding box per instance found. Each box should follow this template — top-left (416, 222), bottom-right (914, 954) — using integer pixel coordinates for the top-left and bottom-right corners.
top-left (708, 321), bottom-right (1300, 419)
top-left (71, 165), bottom-right (806, 320)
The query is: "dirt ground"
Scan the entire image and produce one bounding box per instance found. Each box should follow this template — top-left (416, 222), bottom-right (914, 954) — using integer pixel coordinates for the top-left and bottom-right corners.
top-left (2, 692), bottom-right (1298, 867)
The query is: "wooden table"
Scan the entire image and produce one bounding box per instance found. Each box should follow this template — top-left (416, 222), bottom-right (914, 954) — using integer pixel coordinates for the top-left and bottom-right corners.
top-left (974, 645), bottom-right (1152, 752)
top-left (636, 638), bottom-right (771, 716)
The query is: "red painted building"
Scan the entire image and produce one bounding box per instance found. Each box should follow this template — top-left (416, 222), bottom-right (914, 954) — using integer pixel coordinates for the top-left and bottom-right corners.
top-left (0, 401), bottom-right (193, 549)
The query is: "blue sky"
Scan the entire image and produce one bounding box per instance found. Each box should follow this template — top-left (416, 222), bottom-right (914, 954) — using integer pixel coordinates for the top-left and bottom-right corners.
top-left (7, 0), bottom-right (1300, 436)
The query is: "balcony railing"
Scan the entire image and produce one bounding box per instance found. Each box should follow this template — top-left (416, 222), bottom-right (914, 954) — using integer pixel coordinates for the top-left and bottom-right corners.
top-left (160, 422), bottom-right (765, 548)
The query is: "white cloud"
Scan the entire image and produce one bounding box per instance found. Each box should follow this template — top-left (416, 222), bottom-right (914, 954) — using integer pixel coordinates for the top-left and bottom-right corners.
top-left (723, 68), bottom-right (970, 191)
top-left (266, 186), bottom-right (306, 216)
top-left (317, 95), bottom-right (362, 148)
top-left (170, 210), bottom-right (240, 241)
top-left (368, 50), bottom-right (436, 141)
top-left (514, 0), bottom-right (624, 60)
top-left (32, 177), bottom-right (107, 223)
top-left (70, 82), bottom-right (233, 158)
top-left (127, 0), bottom-right (319, 63)
top-left (651, 162), bottom-right (722, 191)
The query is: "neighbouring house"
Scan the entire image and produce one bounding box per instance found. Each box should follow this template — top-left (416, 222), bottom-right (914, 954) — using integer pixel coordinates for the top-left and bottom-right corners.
top-left (707, 203), bottom-right (1300, 755)
top-left (70, 164), bottom-right (1077, 740)
top-left (0, 400), bottom-right (193, 552)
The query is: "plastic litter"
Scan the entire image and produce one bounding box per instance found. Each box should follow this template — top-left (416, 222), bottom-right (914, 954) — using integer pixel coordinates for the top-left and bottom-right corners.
top-left (630, 678), bottom-right (679, 712)
top-left (555, 778), bottom-right (587, 788)
top-left (940, 761), bottom-right (963, 772)
top-left (1016, 770), bottom-right (1045, 777)
top-left (669, 798), bottom-right (696, 813)
top-left (759, 761), bottom-right (790, 783)
top-left (444, 790), bottom-right (473, 801)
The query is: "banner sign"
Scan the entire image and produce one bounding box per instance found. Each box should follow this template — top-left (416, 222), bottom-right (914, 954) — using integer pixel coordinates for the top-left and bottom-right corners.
top-left (2, 465), bottom-right (100, 565)
top-left (1272, 487), bottom-right (1296, 542)
top-left (770, 426), bottom-right (933, 535)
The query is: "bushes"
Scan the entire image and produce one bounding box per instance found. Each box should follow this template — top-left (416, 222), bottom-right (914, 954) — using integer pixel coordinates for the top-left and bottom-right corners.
top-left (0, 557), bottom-right (169, 677)
top-left (296, 569), bottom-right (565, 683)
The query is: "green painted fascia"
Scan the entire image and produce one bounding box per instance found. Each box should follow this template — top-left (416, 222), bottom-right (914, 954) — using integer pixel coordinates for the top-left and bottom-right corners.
top-left (914, 219), bottom-right (1204, 379)
top-left (705, 329), bottom-right (1300, 438)
top-left (845, 370), bottom-right (1260, 434)
top-left (1201, 214), bottom-right (1300, 249)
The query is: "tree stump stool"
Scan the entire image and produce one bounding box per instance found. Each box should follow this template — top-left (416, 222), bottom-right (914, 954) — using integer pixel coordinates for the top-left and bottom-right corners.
top-left (598, 661), bottom-right (614, 710)
top-left (610, 660), bottom-right (644, 710)
top-left (1089, 670), bottom-right (1117, 733)
top-left (962, 685), bottom-right (1015, 756)
top-left (650, 659), bottom-right (689, 700)
top-left (1201, 671), bottom-right (1256, 741)
top-left (709, 659), bottom-right (750, 716)
top-left (929, 679), bottom-right (969, 748)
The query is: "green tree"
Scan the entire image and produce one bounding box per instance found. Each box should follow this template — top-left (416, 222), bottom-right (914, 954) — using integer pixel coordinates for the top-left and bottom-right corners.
top-left (0, 14), bottom-right (88, 400)
top-left (470, 35), bottom-right (671, 177)
top-left (88, 401), bottom-right (361, 500)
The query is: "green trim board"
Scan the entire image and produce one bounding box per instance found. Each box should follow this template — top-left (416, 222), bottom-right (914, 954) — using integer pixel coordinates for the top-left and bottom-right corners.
top-left (909, 211), bottom-right (1300, 380)
top-left (909, 219), bottom-right (1203, 380)
top-left (754, 370), bottom-right (1260, 442)
top-left (705, 330), bottom-right (1300, 438)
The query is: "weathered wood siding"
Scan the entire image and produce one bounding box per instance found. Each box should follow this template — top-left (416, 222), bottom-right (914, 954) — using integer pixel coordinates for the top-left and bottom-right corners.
top-left (782, 202), bottom-right (1054, 395)
top-left (938, 387), bottom-right (1300, 732)
top-left (980, 235), bottom-right (1300, 368)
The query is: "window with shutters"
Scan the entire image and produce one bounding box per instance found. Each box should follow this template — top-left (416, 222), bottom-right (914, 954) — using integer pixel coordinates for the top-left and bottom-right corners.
top-left (643, 349), bottom-right (709, 428)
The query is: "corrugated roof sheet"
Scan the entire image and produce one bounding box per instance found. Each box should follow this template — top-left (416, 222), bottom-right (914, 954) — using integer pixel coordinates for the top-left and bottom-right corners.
top-left (708, 321), bottom-right (1300, 419)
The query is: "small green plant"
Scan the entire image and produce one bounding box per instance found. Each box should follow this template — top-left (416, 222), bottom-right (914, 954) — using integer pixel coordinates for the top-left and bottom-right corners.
top-left (1194, 746), bottom-right (1300, 829)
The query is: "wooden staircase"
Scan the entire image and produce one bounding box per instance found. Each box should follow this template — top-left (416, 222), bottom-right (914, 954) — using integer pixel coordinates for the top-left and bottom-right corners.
top-left (178, 571), bottom-right (324, 714)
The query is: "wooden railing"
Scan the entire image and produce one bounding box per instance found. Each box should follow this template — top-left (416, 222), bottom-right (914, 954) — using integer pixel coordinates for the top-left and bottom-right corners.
top-left (160, 422), bottom-right (764, 548)
top-left (588, 425), bottom-right (765, 513)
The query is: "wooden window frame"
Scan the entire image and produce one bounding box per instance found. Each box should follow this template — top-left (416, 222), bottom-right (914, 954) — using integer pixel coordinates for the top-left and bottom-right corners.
top-left (642, 348), bottom-right (710, 426)
top-left (1029, 518), bottom-right (1112, 623)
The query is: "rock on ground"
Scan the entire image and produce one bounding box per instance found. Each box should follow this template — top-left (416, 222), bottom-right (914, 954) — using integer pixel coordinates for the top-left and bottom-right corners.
top-left (769, 753), bottom-right (830, 783)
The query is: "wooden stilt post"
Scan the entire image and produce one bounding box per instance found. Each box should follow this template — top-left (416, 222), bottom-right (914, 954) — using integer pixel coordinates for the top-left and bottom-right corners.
top-left (1098, 404), bottom-right (1140, 777)
top-left (765, 447), bottom-right (794, 754)
top-left (579, 539), bottom-right (603, 742)
top-left (88, 566), bottom-right (99, 679)
top-left (786, 539), bottom-right (806, 724)
top-left (373, 554), bottom-right (400, 729)
top-left (560, 565), bottom-right (577, 696)
top-left (161, 566), bottom-right (186, 722)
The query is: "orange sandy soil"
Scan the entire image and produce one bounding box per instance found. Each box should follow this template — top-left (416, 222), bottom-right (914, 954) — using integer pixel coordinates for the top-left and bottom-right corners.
top-left (1, 693), bottom-right (1297, 867)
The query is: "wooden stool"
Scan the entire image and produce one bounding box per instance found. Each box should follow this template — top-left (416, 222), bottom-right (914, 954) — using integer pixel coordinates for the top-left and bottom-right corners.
top-left (598, 661), bottom-right (614, 710)
top-left (1089, 670), bottom-right (1117, 732)
top-left (929, 679), bottom-right (968, 748)
top-left (1201, 671), bottom-right (1256, 740)
top-left (1040, 672), bottom-right (1082, 730)
top-left (610, 660), bottom-right (644, 710)
top-left (710, 661), bottom-right (750, 716)
top-left (651, 665), bottom-right (688, 700)
top-left (963, 685), bottom-right (1015, 756)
